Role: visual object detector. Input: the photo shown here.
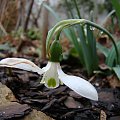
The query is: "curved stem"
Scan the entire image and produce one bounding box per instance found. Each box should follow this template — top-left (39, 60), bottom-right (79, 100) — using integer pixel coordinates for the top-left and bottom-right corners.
top-left (46, 19), bottom-right (85, 52)
top-left (46, 19), bottom-right (119, 64)
top-left (46, 19), bottom-right (90, 49)
top-left (84, 19), bottom-right (119, 64)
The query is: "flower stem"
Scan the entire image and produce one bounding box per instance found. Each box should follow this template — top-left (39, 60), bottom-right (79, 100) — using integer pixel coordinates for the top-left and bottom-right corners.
top-left (46, 19), bottom-right (119, 64)
top-left (84, 19), bottom-right (119, 64)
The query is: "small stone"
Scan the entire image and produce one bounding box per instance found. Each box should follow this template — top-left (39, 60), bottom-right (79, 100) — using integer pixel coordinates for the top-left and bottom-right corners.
top-left (64, 97), bottom-right (83, 108)
top-left (0, 82), bottom-right (16, 105)
top-left (22, 109), bottom-right (55, 120)
top-left (0, 102), bottom-right (31, 119)
top-left (0, 82), bottom-right (31, 119)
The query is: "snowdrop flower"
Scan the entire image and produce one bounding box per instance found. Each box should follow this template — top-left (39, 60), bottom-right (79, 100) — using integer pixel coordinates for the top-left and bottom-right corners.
top-left (0, 19), bottom-right (100, 101)
top-left (0, 58), bottom-right (98, 101)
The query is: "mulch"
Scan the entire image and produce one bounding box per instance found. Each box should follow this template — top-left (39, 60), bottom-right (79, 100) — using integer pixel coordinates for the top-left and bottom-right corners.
top-left (0, 60), bottom-right (120, 120)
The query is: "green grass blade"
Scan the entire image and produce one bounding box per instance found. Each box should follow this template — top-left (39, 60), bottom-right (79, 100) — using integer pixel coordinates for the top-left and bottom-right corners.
top-left (43, 4), bottom-right (60, 21)
top-left (77, 25), bottom-right (93, 75)
top-left (64, 27), bottom-right (84, 65)
top-left (113, 66), bottom-right (120, 80)
top-left (96, 42), bottom-right (110, 57)
top-left (105, 46), bottom-right (116, 67)
top-left (87, 25), bottom-right (98, 70)
top-left (111, 0), bottom-right (120, 26)
top-left (106, 41), bottom-right (120, 67)
top-left (101, 10), bottom-right (115, 26)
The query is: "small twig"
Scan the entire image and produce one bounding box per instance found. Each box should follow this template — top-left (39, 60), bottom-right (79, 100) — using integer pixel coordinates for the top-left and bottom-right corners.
top-left (0, 0), bottom-right (8, 22)
top-left (88, 74), bottom-right (97, 82)
top-left (42, 0), bottom-right (49, 60)
top-left (36, 2), bottom-right (43, 21)
top-left (0, 22), bottom-right (8, 35)
top-left (31, 5), bottom-right (43, 28)
top-left (23, 0), bottom-right (34, 32)
top-left (15, 0), bottom-right (22, 30)
top-left (21, 0), bottom-right (25, 29)
top-left (31, 12), bottom-right (39, 27)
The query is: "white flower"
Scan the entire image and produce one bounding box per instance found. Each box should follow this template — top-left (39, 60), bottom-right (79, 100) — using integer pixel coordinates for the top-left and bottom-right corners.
top-left (0, 58), bottom-right (98, 101)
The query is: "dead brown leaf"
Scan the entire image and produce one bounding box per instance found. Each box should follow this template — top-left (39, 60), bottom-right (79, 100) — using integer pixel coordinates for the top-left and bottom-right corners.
top-left (107, 75), bottom-right (120, 88)
top-left (100, 110), bottom-right (107, 120)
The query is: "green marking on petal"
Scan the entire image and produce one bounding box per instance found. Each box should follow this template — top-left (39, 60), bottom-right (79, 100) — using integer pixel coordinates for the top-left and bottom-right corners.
top-left (47, 78), bottom-right (56, 87)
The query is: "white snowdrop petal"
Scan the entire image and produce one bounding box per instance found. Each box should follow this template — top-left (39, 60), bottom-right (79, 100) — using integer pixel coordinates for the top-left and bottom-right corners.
top-left (60, 74), bottom-right (98, 101)
top-left (57, 66), bottom-right (98, 101)
top-left (41, 61), bottom-right (59, 88)
top-left (43, 70), bottom-right (59, 88)
top-left (0, 58), bottom-right (44, 75)
top-left (42, 61), bottom-right (51, 72)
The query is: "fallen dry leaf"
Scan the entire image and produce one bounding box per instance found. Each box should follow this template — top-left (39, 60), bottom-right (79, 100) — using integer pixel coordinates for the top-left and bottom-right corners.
top-left (107, 75), bottom-right (120, 88)
top-left (100, 110), bottom-right (107, 120)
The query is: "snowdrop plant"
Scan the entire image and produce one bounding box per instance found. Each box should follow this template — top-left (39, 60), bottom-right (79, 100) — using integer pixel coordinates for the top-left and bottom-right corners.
top-left (0, 19), bottom-right (105, 101)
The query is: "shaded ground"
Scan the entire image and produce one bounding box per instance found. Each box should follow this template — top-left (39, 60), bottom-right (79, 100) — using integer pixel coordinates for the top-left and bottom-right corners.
top-left (0, 37), bottom-right (120, 120)
top-left (0, 60), bottom-right (120, 120)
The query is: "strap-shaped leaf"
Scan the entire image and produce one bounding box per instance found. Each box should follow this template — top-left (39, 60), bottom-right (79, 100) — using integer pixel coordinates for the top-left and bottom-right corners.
top-left (106, 41), bottom-right (120, 67)
top-left (113, 66), bottom-right (120, 80)
top-left (96, 42), bottom-right (110, 57)
top-left (111, 0), bottom-right (120, 26)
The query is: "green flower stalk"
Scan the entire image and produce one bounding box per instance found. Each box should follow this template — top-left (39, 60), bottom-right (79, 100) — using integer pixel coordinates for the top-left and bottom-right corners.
top-left (46, 19), bottom-right (119, 64)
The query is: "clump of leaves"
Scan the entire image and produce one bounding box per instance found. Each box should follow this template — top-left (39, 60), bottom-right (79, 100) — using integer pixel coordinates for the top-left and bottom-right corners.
top-left (97, 37), bottom-right (120, 80)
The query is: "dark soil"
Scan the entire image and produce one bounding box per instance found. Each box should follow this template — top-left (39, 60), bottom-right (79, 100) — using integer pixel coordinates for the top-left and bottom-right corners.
top-left (0, 60), bottom-right (120, 120)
